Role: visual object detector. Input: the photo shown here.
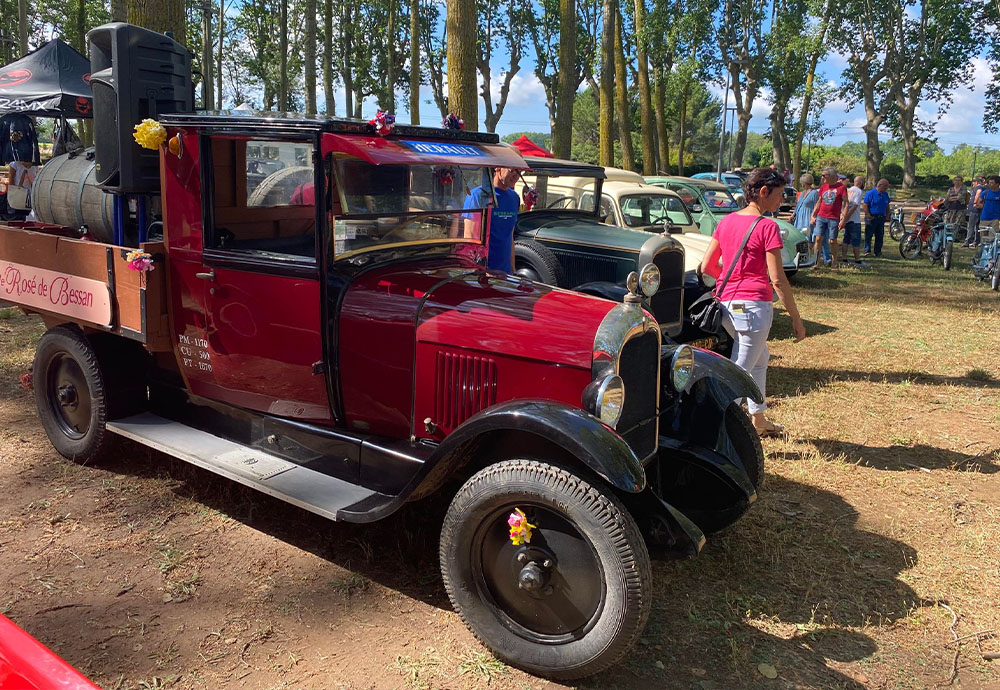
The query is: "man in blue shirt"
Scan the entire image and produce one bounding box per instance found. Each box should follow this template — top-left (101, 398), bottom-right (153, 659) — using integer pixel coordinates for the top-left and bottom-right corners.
top-left (978, 175), bottom-right (1000, 243)
top-left (861, 178), bottom-right (891, 257)
top-left (464, 167), bottom-right (521, 273)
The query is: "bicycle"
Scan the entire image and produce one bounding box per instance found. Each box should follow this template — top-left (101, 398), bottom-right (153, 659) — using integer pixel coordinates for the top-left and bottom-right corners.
top-left (971, 224), bottom-right (1000, 291)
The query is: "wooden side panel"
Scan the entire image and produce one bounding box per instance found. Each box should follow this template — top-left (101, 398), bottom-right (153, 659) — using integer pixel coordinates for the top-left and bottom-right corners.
top-left (0, 225), bottom-right (170, 351)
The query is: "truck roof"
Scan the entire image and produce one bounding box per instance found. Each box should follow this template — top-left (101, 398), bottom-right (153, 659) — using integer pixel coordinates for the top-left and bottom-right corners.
top-left (159, 111), bottom-right (501, 144)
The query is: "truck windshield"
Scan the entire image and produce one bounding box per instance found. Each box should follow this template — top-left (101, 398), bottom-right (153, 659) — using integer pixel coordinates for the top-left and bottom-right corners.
top-left (331, 159), bottom-right (490, 258)
top-left (517, 173), bottom-right (600, 214)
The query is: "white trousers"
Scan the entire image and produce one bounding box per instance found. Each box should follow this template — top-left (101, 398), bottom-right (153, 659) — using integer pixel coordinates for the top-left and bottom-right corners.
top-left (721, 300), bottom-right (774, 415)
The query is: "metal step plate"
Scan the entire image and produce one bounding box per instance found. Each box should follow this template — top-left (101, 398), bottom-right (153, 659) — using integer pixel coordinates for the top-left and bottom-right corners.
top-left (107, 412), bottom-right (376, 521)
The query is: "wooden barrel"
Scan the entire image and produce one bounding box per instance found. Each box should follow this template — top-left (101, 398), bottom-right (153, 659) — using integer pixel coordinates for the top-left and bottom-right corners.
top-left (32, 149), bottom-right (115, 242)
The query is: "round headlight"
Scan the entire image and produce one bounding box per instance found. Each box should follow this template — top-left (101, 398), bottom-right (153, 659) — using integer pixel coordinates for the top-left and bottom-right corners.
top-left (638, 263), bottom-right (660, 297)
top-left (779, 227), bottom-right (789, 240)
top-left (625, 271), bottom-right (639, 296)
top-left (671, 345), bottom-right (695, 392)
top-left (583, 374), bottom-right (625, 428)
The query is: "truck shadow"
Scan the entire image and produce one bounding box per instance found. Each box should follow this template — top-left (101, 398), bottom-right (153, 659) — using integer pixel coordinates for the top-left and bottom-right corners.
top-left (100, 447), bottom-right (928, 689)
top-left (773, 439), bottom-right (998, 474)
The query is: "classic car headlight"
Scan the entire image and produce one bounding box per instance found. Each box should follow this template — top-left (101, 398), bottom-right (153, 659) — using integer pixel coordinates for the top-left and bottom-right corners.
top-left (779, 227), bottom-right (789, 240)
top-left (638, 263), bottom-right (660, 297)
top-left (583, 374), bottom-right (625, 428)
top-left (671, 345), bottom-right (695, 392)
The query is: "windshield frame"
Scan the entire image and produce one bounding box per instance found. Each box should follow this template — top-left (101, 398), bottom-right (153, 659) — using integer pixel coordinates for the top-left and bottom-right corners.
top-left (618, 192), bottom-right (694, 228)
top-left (328, 156), bottom-right (493, 261)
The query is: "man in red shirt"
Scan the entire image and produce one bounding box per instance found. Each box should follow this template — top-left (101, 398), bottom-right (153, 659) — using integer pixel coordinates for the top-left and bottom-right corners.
top-left (810, 167), bottom-right (850, 268)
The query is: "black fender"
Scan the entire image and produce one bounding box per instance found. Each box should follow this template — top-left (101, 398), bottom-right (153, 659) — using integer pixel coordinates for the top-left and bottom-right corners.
top-left (573, 281), bottom-right (628, 303)
top-left (423, 399), bottom-right (646, 494)
top-left (664, 343), bottom-right (762, 404)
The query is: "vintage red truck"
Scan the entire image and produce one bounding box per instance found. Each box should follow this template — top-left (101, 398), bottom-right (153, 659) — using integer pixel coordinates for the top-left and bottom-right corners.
top-left (0, 23), bottom-right (765, 680)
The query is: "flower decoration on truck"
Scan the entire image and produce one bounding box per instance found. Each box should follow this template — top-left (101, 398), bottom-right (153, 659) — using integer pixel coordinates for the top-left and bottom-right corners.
top-left (368, 110), bottom-right (396, 136)
top-left (522, 186), bottom-right (539, 211)
top-left (435, 166), bottom-right (458, 186)
top-left (133, 119), bottom-right (167, 150)
top-left (507, 508), bottom-right (536, 546)
top-left (125, 249), bottom-right (155, 272)
top-left (441, 113), bottom-right (466, 130)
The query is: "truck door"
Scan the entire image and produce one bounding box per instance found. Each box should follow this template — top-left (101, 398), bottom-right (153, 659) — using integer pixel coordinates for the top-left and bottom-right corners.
top-left (185, 134), bottom-right (331, 422)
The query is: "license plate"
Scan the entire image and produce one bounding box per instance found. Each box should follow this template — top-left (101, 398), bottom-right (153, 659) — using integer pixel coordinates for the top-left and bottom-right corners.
top-left (687, 337), bottom-right (718, 350)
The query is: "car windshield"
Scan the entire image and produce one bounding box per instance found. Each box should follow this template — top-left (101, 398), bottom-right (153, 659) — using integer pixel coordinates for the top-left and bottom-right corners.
top-left (519, 173), bottom-right (599, 214)
top-left (619, 194), bottom-right (692, 227)
top-left (700, 188), bottom-right (740, 212)
top-left (331, 159), bottom-right (489, 258)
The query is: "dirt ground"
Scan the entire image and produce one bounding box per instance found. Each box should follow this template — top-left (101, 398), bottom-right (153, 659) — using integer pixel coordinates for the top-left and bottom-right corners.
top-left (1, 247), bottom-right (999, 690)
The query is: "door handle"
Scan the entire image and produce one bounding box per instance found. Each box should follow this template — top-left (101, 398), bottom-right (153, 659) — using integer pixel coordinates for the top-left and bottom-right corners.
top-left (195, 270), bottom-right (215, 281)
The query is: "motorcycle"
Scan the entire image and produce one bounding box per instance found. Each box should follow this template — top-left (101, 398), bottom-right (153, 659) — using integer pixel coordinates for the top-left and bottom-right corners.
top-left (888, 206), bottom-right (906, 240)
top-left (899, 199), bottom-right (954, 270)
top-left (971, 225), bottom-right (1000, 291)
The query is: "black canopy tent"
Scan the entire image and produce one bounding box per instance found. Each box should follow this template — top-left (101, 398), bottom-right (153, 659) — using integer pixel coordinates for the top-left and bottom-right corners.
top-left (0, 39), bottom-right (92, 118)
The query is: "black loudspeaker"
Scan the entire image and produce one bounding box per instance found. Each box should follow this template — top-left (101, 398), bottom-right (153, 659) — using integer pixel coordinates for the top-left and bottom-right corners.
top-left (87, 23), bottom-right (193, 193)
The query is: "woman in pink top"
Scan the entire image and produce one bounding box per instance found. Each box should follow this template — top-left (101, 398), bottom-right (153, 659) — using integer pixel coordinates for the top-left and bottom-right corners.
top-left (699, 168), bottom-right (806, 437)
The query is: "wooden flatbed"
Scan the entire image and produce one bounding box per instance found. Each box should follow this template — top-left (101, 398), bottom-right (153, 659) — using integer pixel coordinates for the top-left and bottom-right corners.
top-left (0, 223), bottom-right (170, 351)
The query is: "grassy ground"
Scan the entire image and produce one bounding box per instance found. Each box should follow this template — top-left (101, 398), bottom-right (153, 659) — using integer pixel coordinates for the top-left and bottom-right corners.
top-left (0, 248), bottom-right (998, 690)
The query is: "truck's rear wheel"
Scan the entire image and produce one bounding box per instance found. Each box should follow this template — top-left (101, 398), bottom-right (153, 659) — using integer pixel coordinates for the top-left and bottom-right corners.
top-left (440, 459), bottom-right (651, 680)
top-left (33, 326), bottom-right (111, 464)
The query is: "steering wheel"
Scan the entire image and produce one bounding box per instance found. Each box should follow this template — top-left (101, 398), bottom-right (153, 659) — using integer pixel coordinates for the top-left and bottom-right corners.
top-left (545, 196), bottom-right (577, 210)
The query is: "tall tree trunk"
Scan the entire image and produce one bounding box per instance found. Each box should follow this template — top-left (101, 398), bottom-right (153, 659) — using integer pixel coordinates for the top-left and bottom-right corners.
top-left (677, 85), bottom-right (688, 175)
top-left (217, 0), bottom-right (224, 109)
top-left (304, 0), bottom-right (317, 114)
top-left (75, 0), bottom-right (92, 146)
top-left (791, 6), bottom-right (828, 185)
top-left (860, 79), bottom-right (885, 184)
top-left (769, 100), bottom-right (788, 170)
top-left (731, 90), bottom-right (756, 167)
top-left (202, 1), bottom-right (214, 110)
top-left (613, 9), bottom-right (635, 171)
top-left (127, 0), bottom-right (186, 44)
top-left (446, 0), bottom-right (478, 128)
top-left (633, 0), bottom-right (654, 175)
top-left (385, 0), bottom-right (396, 112)
top-left (278, 0), bottom-right (288, 110)
top-left (343, 0), bottom-right (354, 117)
top-left (17, 0), bottom-right (27, 55)
top-left (324, 0), bottom-right (334, 115)
top-left (653, 64), bottom-right (669, 173)
top-left (409, 0), bottom-right (420, 124)
top-left (598, 0), bottom-right (615, 166)
top-left (111, 0), bottom-right (127, 22)
top-left (896, 96), bottom-right (919, 189)
top-left (551, 0), bottom-right (577, 158)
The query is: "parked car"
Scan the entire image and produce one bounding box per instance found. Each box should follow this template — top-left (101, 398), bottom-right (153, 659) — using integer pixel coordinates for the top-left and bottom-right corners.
top-left (513, 158), bottom-right (688, 338)
top-left (644, 176), bottom-right (815, 276)
top-left (691, 171), bottom-right (746, 206)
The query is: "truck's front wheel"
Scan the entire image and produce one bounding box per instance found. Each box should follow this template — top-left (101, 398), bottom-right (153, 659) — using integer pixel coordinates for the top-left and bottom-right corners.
top-left (440, 459), bottom-right (651, 680)
top-left (33, 326), bottom-right (111, 464)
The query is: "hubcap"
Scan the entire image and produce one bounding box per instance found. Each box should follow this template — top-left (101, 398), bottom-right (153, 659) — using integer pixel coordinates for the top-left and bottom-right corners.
top-left (46, 354), bottom-right (92, 440)
top-left (473, 504), bottom-right (606, 642)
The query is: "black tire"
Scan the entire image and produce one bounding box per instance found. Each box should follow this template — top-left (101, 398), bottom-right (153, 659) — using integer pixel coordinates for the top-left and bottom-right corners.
top-left (33, 325), bottom-right (111, 464)
top-left (440, 459), bottom-right (651, 681)
top-left (889, 220), bottom-right (905, 241)
top-left (725, 403), bottom-right (764, 490)
top-left (514, 240), bottom-right (566, 287)
top-left (992, 263), bottom-right (1000, 291)
top-left (943, 239), bottom-right (953, 270)
top-left (899, 232), bottom-right (922, 259)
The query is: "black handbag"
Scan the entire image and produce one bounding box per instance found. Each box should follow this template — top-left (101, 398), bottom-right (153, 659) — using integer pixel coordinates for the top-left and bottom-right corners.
top-left (689, 216), bottom-right (764, 333)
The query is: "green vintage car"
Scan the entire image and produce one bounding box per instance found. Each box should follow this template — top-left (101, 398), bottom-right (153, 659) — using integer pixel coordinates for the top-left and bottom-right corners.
top-left (645, 176), bottom-right (815, 276)
top-left (512, 157), bottom-right (691, 338)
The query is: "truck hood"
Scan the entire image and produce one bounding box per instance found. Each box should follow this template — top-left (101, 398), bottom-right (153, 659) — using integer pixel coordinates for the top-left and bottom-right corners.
top-left (415, 266), bottom-right (614, 370)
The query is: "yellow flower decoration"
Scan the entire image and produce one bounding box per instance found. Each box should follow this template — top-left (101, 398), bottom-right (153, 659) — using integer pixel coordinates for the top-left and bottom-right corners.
top-left (507, 508), bottom-right (536, 546)
top-left (133, 119), bottom-right (167, 150)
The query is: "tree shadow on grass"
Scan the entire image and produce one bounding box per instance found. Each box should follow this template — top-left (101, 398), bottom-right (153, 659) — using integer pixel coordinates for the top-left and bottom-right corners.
top-left (775, 439), bottom-right (999, 474)
top-left (768, 365), bottom-right (1000, 397)
top-left (81, 446), bottom-right (936, 690)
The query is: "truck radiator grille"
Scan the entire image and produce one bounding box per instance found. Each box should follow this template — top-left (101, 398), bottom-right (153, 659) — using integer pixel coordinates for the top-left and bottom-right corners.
top-left (649, 249), bottom-right (684, 329)
top-left (617, 330), bottom-right (660, 460)
top-left (434, 352), bottom-right (498, 429)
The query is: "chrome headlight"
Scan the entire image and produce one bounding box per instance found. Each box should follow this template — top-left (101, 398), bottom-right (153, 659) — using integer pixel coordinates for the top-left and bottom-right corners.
top-left (582, 374), bottom-right (625, 428)
top-left (779, 227), bottom-right (789, 240)
top-left (638, 262), bottom-right (660, 297)
top-left (671, 345), bottom-right (695, 392)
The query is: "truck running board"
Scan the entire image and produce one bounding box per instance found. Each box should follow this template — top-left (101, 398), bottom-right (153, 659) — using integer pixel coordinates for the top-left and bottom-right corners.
top-left (106, 413), bottom-right (383, 521)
